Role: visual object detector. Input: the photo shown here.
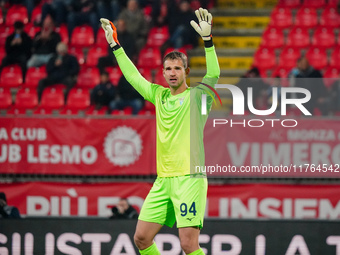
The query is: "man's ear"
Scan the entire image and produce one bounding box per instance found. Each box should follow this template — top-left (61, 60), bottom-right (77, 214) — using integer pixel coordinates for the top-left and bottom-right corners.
top-left (185, 67), bottom-right (190, 76)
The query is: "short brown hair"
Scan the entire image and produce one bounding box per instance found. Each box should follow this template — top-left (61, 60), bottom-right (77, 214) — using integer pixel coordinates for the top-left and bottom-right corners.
top-left (163, 51), bottom-right (188, 69)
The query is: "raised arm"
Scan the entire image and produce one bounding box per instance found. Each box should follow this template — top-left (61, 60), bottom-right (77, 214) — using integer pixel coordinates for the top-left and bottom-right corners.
top-left (190, 8), bottom-right (220, 87)
top-left (99, 18), bottom-right (159, 103)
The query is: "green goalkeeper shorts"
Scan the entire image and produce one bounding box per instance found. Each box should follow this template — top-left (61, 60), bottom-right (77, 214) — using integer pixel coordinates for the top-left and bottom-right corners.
top-left (139, 175), bottom-right (208, 229)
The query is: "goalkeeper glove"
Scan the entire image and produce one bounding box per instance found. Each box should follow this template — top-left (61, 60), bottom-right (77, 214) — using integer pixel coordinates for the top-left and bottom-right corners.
top-left (190, 8), bottom-right (213, 41)
top-left (100, 18), bottom-right (120, 50)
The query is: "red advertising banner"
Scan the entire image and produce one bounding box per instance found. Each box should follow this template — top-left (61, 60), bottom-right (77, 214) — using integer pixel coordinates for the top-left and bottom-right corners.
top-left (0, 182), bottom-right (152, 217)
top-left (0, 117), bottom-right (156, 175)
top-left (1, 117), bottom-right (340, 178)
top-left (204, 118), bottom-right (340, 178)
top-left (1, 182), bottom-right (340, 219)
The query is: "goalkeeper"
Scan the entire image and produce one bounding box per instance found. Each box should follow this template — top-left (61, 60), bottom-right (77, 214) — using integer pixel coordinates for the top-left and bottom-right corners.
top-left (100, 7), bottom-right (219, 255)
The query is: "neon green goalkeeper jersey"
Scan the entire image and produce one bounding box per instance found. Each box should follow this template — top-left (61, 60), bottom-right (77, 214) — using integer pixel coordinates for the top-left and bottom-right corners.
top-left (114, 46), bottom-right (220, 177)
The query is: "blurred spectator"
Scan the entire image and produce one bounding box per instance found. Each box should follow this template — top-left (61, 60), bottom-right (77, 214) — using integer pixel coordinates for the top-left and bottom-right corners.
top-left (40, 0), bottom-right (73, 27)
top-left (97, 0), bottom-right (121, 22)
top-left (109, 198), bottom-right (138, 219)
top-left (67, 0), bottom-right (99, 39)
top-left (0, 192), bottom-right (21, 219)
top-left (151, 0), bottom-right (170, 27)
top-left (97, 19), bottom-right (136, 72)
top-left (289, 56), bottom-right (329, 115)
top-left (118, 0), bottom-right (149, 52)
top-left (27, 16), bottom-right (61, 68)
top-left (37, 42), bottom-right (79, 101)
top-left (0, 21), bottom-right (32, 81)
top-left (109, 75), bottom-right (144, 115)
top-left (90, 71), bottom-right (115, 109)
top-left (236, 67), bottom-right (270, 112)
top-left (161, 0), bottom-right (198, 52)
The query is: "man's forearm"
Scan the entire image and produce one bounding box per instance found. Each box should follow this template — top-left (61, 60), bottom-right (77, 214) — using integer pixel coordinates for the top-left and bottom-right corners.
top-left (205, 41), bottom-right (220, 79)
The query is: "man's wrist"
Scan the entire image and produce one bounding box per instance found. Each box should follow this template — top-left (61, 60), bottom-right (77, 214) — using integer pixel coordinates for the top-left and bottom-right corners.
top-left (112, 44), bottom-right (121, 51)
top-left (204, 38), bottom-right (213, 48)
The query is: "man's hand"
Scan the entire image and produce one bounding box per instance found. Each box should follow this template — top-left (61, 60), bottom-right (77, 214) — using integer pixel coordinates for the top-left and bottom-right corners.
top-left (100, 18), bottom-right (120, 48)
top-left (190, 8), bottom-right (213, 41)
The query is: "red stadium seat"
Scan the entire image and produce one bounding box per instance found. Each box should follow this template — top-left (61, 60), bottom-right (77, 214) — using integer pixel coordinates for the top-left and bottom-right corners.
top-left (68, 46), bottom-right (85, 65)
top-left (253, 47), bottom-right (276, 71)
top-left (142, 101), bottom-right (155, 114)
top-left (5, 5), bottom-right (28, 25)
top-left (76, 67), bottom-right (100, 89)
top-left (70, 25), bottom-right (94, 48)
top-left (329, 47), bottom-right (340, 69)
top-left (0, 65), bottom-right (23, 88)
top-left (269, 7), bottom-right (293, 28)
top-left (85, 105), bottom-right (108, 115)
top-left (260, 27), bottom-right (285, 49)
top-left (24, 23), bottom-right (41, 38)
top-left (154, 68), bottom-right (167, 87)
top-left (60, 88), bottom-right (90, 114)
top-left (294, 8), bottom-right (318, 28)
top-left (55, 25), bottom-right (68, 44)
top-left (323, 67), bottom-right (339, 88)
top-left (86, 46), bottom-right (107, 67)
top-left (8, 88), bottom-right (38, 114)
top-left (278, 47), bottom-right (301, 69)
top-left (277, 0), bottom-right (301, 8)
top-left (302, 0), bottom-right (326, 8)
top-left (30, 6), bottom-right (42, 25)
top-left (95, 28), bottom-right (107, 48)
top-left (105, 66), bottom-right (122, 86)
top-left (327, 0), bottom-right (339, 7)
top-left (40, 87), bottom-right (64, 110)
top-left (0, 26), bottom-right (14, 46)
top-left (271, 66), bottom-right (291, 78)
top-left (311, 26), bottom-right (336, 49)
top-left (23, 66), bottom-right (47, 88)
top-left (138, 67), bottom-right (153, 82)
top-left (137, 47), bottom-right (162, 69)
top-left (320, 7), bottom-right (340, 28)
top-left (0, 47), bottom-right (5, 64)
top-left (286, 26), bottom-right (310, 49)
top-left (305, 47), bottom-right (328, 70)
top-left (146, 26), bottom-right (170, 48)
top-left (0, 88), bottom-right (13, 109)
